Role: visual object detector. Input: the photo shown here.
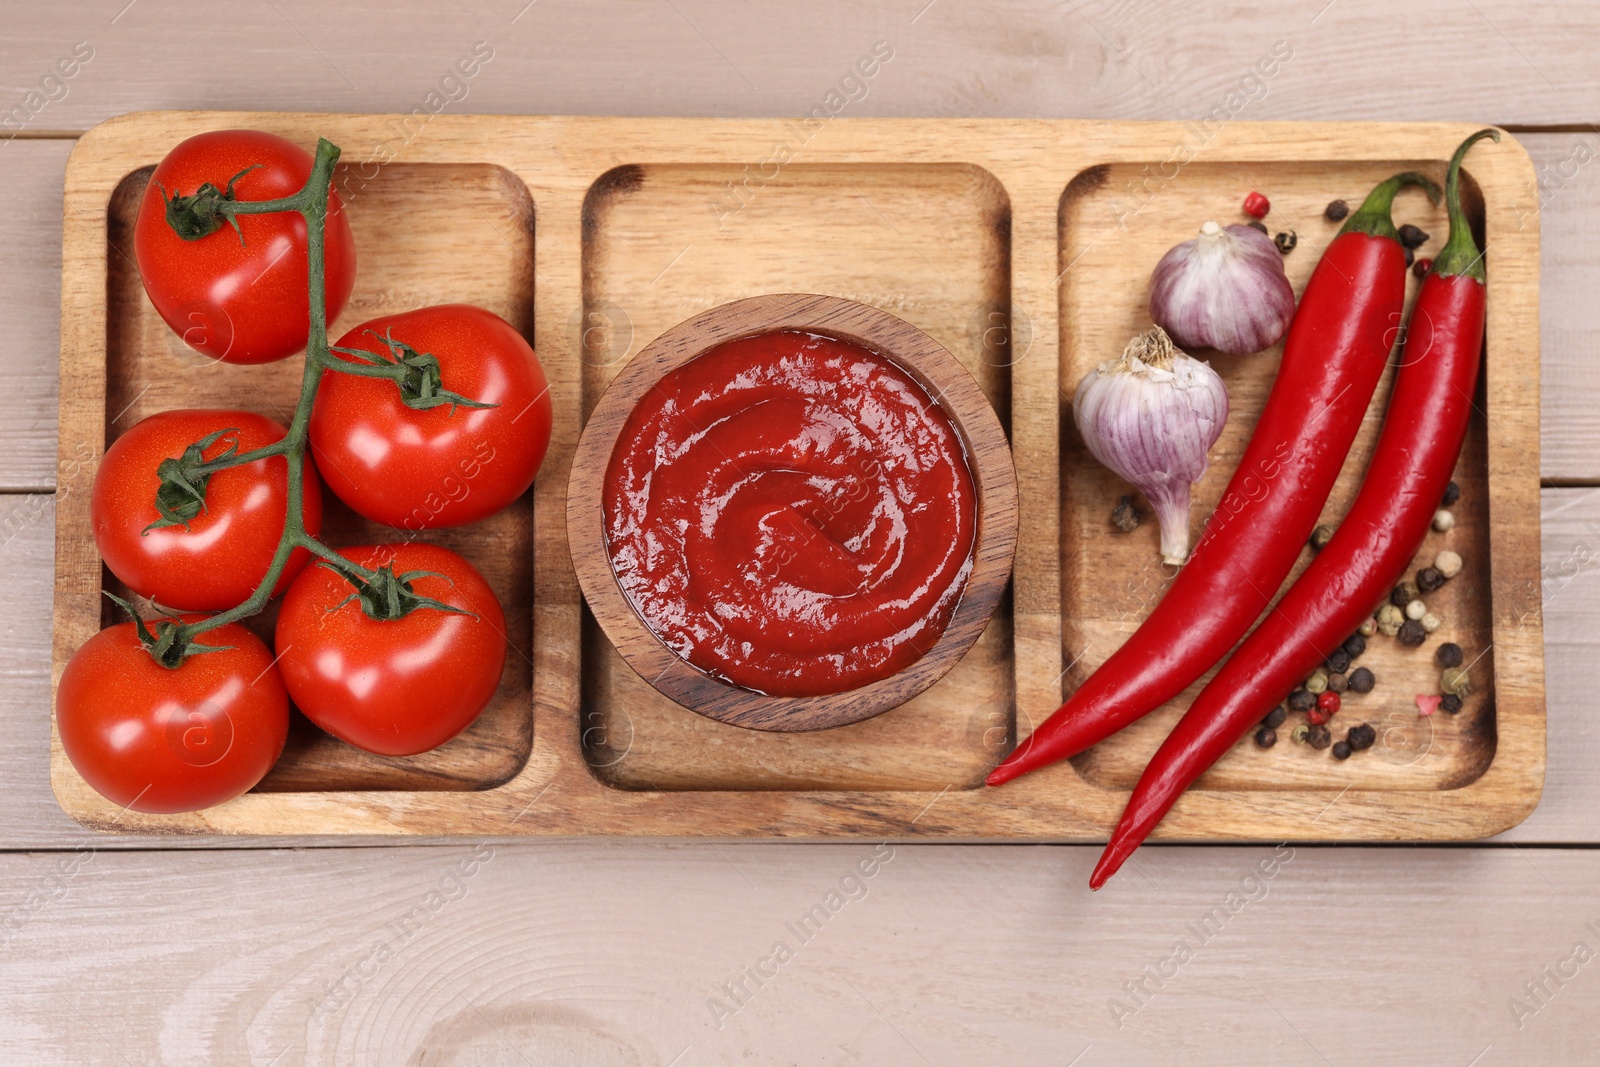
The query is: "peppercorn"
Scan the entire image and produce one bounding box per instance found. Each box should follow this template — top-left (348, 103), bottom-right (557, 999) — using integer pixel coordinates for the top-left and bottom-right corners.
top-left (1376, 603), bottom-right (1404, 636)
top-left (1416, 566), bottom-right (1445, 593)
top-left (1262, 705), bottom-right (1288, 729)
top-left (1332, 740), bottom-right (1353, 760)
top-left (1288, 689), bottom-right (1316, 712)
top-left (1398, 223), bottom-right (1429, 249)
top-left (1317, 691), bottom-right (1341, 715)
top-left (1307, 708), bottom-right (1328, 726)
top-left (1111, 495), bottom-right (1140, 533)
top-left (1358, 618), bottom-right (1377, 638)
top-left (1291, 723), bottom-right (1310, 745)
top-left (1348, 723), bottom-right (1377, 751)
top-left (1391, 581), bottom-right (1418, 607)
top-left (1243, 190), bottom-right (1270, 218)
top-left (1436, 642), bottom-right (1463, 668)
top-left (1309, 524), bottom-right (1335, 551)
top-left (1326, 648), bottom-right (1352, 675)
top-left (1412, 256), bottom-right (1433, 279)
top-left (1324, 199), bottom-right (1349, 221)
top-left (1255, 726), bottom-right (1277, 748)
top-left (1247, 219), bottom-right (1269, 234)
top-left (1304, 669), bottom-right (1330, 695)
top-left (1348, 666), bottom-right (1375, 693)
top-left (1275, 230), bottom-right (1297, 254)
top-left (1433, 509), bottom-right (1456, 533)
top-left (1328, 671), bottom-right (1348, 694)
top-left (1421, 612), bottom-right (1442, 634)
top-left (1397, 618), bottom-right (1426, 647)
top-left (1404, 246), bottom-right (1415, 267)
top-left (1343, 633), bottom-right (1367, 659)
top-left (1441, 667), bottom-right (1471, 698)
top-left (1442, 481), bottom-right (1461, 507)
top-left (1405, 599), bottom-right (1427, 621)
top-left (1435, 550), bottom-right (1463, 579)
top-left (1307, 723), bottom-right (1332, 749)
top-left (1440, 693), bottom-right (1463, 714)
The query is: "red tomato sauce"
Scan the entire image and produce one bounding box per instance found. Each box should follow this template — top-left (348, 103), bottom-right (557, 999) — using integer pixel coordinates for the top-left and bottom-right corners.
top-left (602, 330), bottom-right (977, 697)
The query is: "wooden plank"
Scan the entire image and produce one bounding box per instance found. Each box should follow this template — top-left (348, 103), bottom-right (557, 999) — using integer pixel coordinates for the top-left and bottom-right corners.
top-left (3, 489), bottom-right (1595, 845)
top-left (0, 139), bottom-right (1594, 498)
top-left (3, 0), bottom-right (1600, 129)
top-left (1533, 133), bottom-right (1600, 482)
top-left (0, 140), bottom-right (71, 490)
top-left (0, 842), bottom-right (1597, 1063)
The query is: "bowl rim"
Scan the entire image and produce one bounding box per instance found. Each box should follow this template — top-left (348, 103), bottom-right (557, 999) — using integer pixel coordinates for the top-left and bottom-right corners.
top-left (566, 293), bottom-right (1019, 732)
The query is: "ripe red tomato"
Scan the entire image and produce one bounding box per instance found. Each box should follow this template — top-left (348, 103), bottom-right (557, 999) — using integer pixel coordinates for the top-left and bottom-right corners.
top-left (91, 409), bottom-right (323, 611)
top-left (134, 129), bottom-right (357, 364)
top-left (57, 618), bottom-right (289, 814)
top-left (309, 305), bottom-right (551, 529)
top-left (274, 543), bottom-right (508, 756)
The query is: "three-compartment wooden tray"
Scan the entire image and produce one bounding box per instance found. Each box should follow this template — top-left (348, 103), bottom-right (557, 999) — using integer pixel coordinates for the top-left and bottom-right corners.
top-left (52, 112), bottom-right (1544, 839)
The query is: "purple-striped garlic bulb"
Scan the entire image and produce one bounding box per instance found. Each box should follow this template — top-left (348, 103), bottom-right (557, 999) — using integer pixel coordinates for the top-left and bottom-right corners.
top-left (1149, 220), bottom-right (1296, 355)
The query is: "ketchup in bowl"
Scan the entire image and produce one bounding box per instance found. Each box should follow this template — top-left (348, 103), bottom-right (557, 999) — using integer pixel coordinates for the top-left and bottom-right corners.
top-left (601, 329), bottom-right (977, 698)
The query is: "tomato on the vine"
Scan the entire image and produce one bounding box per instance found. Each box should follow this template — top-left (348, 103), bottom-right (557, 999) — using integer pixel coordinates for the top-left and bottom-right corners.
top-left (134, 129), bottom-right (357, 364)
top-left (91, 409), bottom-right (323, 612)
top-left (57, 618), bottom-right (289, 814)
top-left (309, 305), bottom-right (551, 529)
top-left (274, 543), bottom-right (508, 756)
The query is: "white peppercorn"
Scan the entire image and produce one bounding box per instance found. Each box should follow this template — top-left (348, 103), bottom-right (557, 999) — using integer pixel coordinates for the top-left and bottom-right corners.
top-left (1420, 612), bottom-right (1442, 633)
top-left (1433, 509), bottom-right (1456, 532)
top-left (1405, 599), bottom-right (1427, 621)
top-left (1435, 549), bottom-right (1463, 578)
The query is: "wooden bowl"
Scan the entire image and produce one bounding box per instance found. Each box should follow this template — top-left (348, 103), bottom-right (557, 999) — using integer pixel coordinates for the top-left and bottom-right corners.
top-left (567, 294), bottom-right (1018, 731)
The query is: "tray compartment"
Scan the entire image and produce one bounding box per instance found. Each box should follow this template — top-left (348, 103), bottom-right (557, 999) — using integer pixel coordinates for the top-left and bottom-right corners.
top-left (1058, 160), bottom-right (1498, 794)
top-left (577, 161), bottom-right (1015, 790)
top-left (102, 160), bottom-right (538, 792)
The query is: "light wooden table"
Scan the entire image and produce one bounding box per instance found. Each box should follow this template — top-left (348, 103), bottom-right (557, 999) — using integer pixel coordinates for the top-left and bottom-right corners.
top-left (4, 2), bottom-right (1599, 1063)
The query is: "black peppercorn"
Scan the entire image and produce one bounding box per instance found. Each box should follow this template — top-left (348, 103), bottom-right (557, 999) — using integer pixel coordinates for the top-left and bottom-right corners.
top-left (1274, 230), bottom-right (1297, 254)
top-left (1325, 199), bottom-right (1349, 221)
top-left (1328, 672), bottom-right (1348, 694)
top-left (1348, 666), bottom-right (1375, 693)
top-left (1442, 481), bottom-right (1461, 507)
top-left (1397, 618), bottom-right (1426, 647)
top-left (1307, 723), bottom-right (1333, 750)
top-left (1326, 649), bottom-right (1352, 675)
top-left (1247, 219), bottom-right (1269, 234)
top-left (1416, 566), bottom-right (1445, 593)
top-left (1348, 723), bottom-right (1377, 751)
top-left (1440, 693), bottom-right (1463, 714)
top-left (1332, 740), bottom-right (1353, 760)
top-left (1262, 705), bottom-right (1288, 729)
top-left (1288, 689), bottom-right (1316, 712)
top-left (1255, 726), bottom-right (1278, 748)
top-left (1404, 246), bottom-right (1415, 267)
top-left (1398, 223), bottom-right (1429, 249)
top-left (1112, 495), bottom-right (1140, 533)
top-left (1391, 581), bottom-right (1418, 607)
top-left (1342, 633), bottom-right (1367, 659)
top-left (1435, 642), bottom-right (1463, 668)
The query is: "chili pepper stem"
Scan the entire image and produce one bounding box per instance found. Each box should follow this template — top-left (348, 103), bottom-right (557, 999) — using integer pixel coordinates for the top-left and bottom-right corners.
top-left (1339, 171), bottom-right (1442, 241)
top-left (1430, 129), bottom-right (1501, 281)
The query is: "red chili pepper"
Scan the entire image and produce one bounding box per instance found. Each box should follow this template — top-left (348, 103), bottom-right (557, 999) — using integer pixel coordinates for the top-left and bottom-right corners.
top-left (1242, 190), bottom-right (1270, 218)
top-left (986, 170), bottom-right (1439, 788)
top-left (1089, 130), bottom-right (1498, 890)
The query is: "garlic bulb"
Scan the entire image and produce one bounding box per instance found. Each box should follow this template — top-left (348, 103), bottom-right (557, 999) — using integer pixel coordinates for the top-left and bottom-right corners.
top-left (1149, 220), bottom-right (1296, 355)
top-left (1073, 327), bottom-right (1228, 565)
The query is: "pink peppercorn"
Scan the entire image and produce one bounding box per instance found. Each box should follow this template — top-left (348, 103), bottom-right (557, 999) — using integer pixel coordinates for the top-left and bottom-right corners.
top-left (1243, 191), bottom-right (1270, 218)
top-left (1317, 691), bottom-right (1341, 715)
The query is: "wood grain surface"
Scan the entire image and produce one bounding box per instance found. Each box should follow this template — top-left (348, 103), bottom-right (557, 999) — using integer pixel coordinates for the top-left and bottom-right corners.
top-left (3, 1), bottom-right (1600, 1062)
top-left (50, 111), bottom-right (1542, 842)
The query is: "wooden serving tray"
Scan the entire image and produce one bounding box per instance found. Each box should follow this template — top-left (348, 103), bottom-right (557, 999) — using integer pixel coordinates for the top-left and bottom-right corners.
top-left (53, 112), bottom-right (1544, 840)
